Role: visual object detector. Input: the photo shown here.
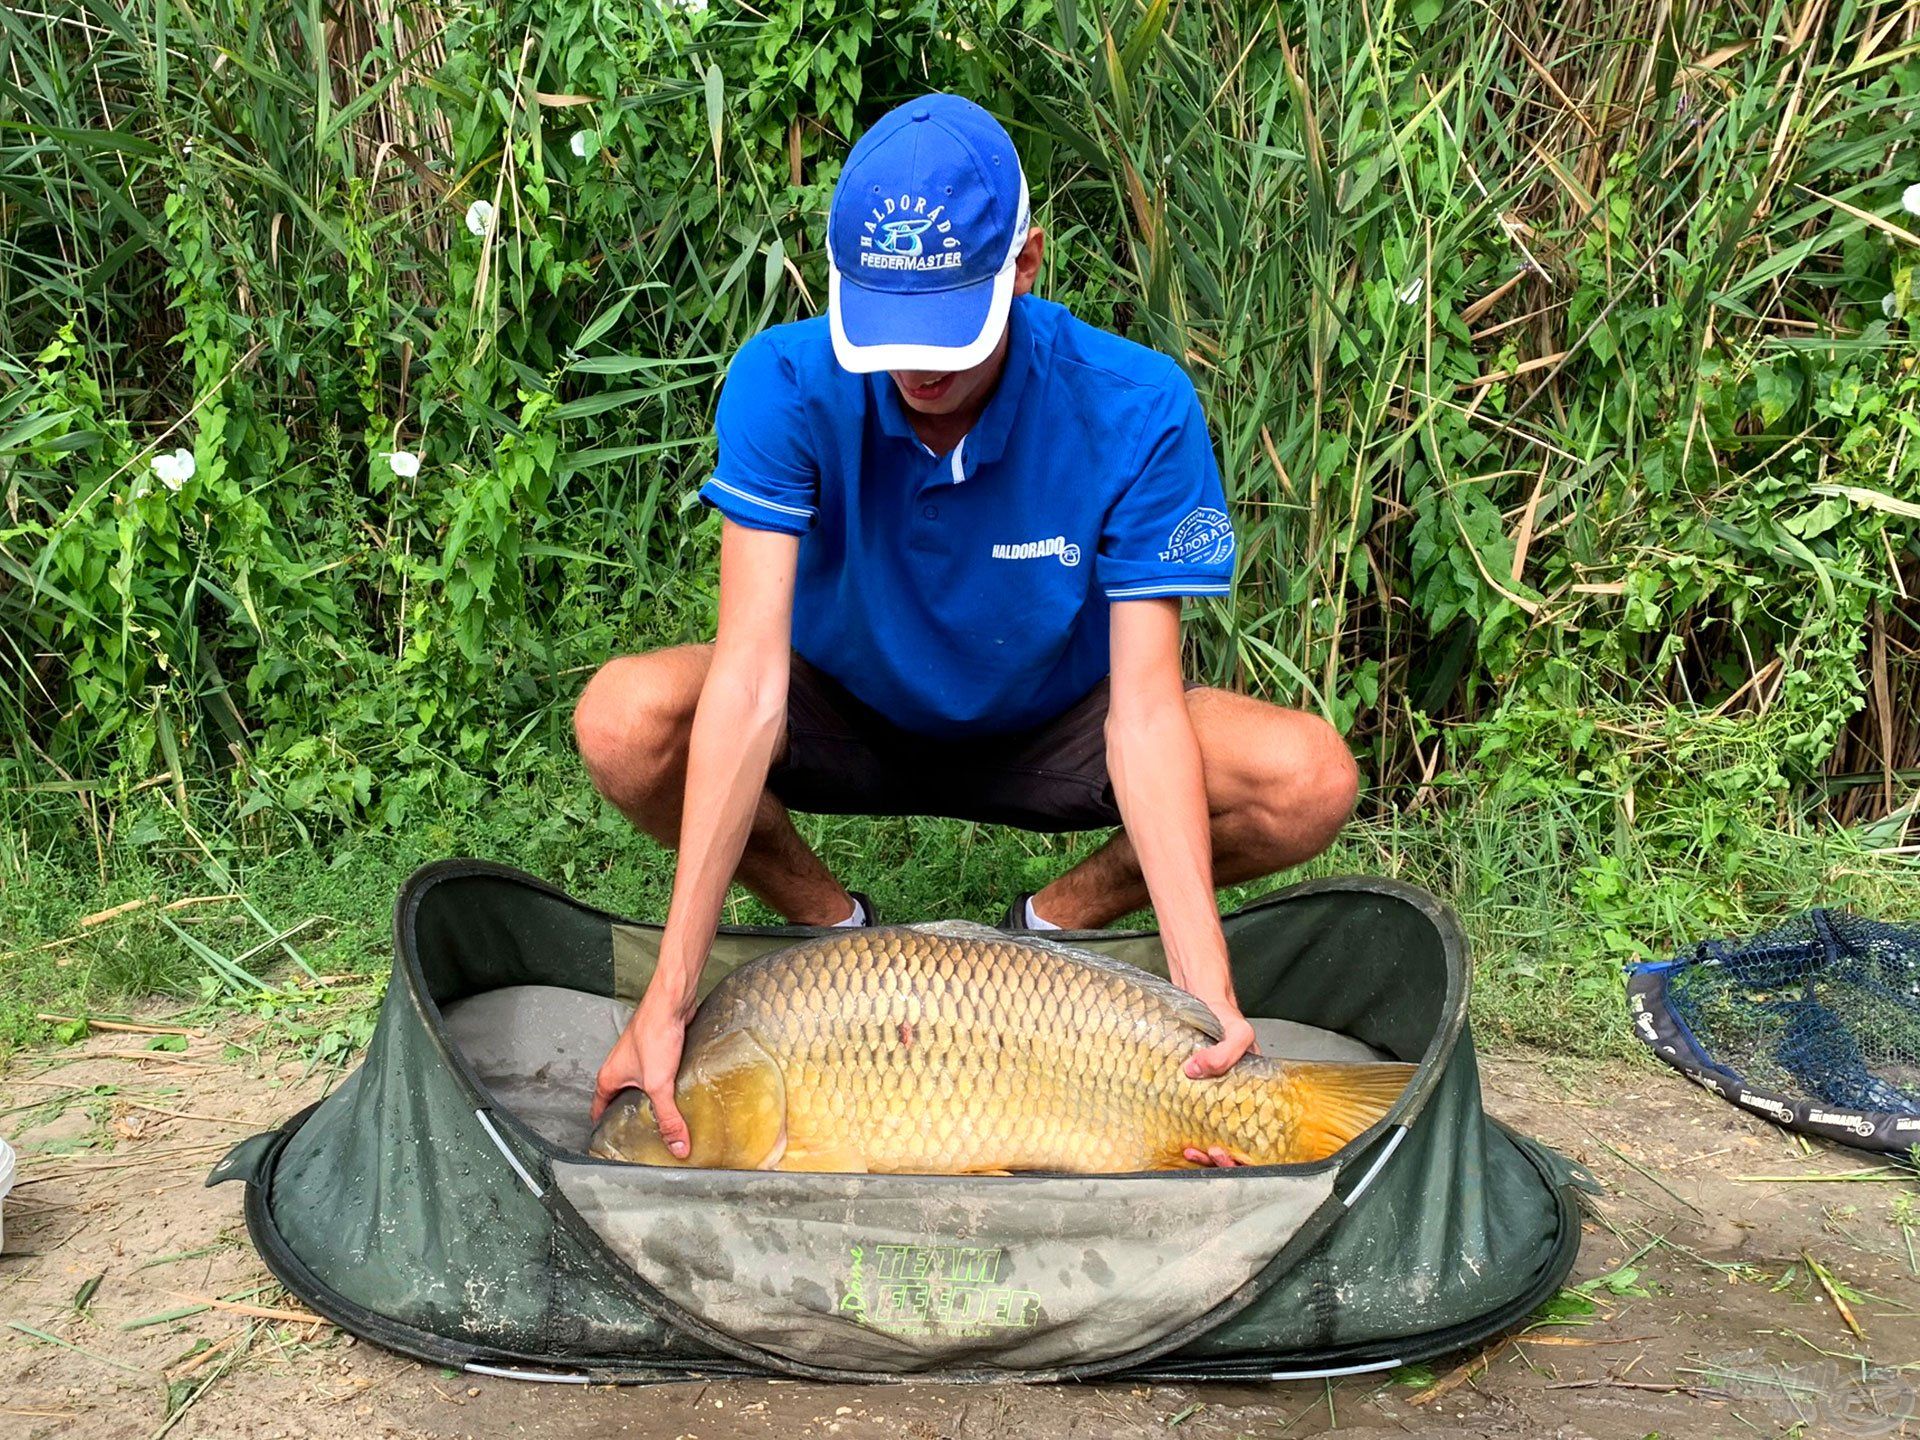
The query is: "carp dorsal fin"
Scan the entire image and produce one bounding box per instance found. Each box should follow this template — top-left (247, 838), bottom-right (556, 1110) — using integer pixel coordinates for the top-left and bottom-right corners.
top-left (906, 921), bottom-right (1226, 1042)
top-left (1039, 941), bottom-right (1226, 1041)
top-left (904, 919), bottom-right (1007, 943)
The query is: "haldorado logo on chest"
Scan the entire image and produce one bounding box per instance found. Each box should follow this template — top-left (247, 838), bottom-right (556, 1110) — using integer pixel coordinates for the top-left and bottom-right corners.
top-left (990, 535), bottom-right (1082, 567)
top-left (861, 195), bottom-right (963, 272)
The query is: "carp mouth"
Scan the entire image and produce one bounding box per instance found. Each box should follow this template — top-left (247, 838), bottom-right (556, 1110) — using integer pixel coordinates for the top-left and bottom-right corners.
top-left (587, 1030), bottom-right (789, 1170)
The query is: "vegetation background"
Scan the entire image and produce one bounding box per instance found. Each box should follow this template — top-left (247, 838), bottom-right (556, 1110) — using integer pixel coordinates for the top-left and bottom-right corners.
top-left (4, 0), bottom-right (1920, 1059)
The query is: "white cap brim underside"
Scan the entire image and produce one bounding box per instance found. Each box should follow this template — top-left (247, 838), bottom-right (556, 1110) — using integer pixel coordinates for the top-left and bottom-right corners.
top-left (827, 263), bottom-right (1018, 375)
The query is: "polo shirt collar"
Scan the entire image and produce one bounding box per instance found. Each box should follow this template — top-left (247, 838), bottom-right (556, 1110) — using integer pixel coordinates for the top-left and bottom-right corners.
top-left (867, 295), bottom-right (1037, 472)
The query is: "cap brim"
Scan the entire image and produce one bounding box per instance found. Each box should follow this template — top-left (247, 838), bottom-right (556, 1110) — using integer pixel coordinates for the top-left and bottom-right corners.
top-left (828, 261), bottom-right (1015, 375)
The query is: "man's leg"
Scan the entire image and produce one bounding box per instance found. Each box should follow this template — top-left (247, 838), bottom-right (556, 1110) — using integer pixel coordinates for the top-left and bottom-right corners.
top-left (1029, 689), bottom-right (1359, 929)
top-left (572, 645), bottom-right (857, 925)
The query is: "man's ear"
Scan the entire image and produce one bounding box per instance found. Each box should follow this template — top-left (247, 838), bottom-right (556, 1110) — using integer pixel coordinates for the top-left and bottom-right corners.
top-left (1011, 226), bottom-right (1045, 297)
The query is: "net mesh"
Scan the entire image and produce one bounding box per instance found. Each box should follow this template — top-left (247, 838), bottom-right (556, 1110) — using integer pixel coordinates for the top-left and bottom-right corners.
top-left (1666, 910), bottom-right (1920, 1116)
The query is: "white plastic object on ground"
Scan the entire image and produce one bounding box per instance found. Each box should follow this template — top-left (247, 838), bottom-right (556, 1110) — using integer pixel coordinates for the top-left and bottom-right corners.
top-left (0, 1135), bottom-right (15, 1253)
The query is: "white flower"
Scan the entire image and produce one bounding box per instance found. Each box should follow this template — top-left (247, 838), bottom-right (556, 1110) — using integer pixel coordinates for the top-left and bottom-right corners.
top-left (465, 199), bottom-right (495, 237)
top-left (384, 450), bottom-right (422, 479)
top-left (570, 130), bottom-right (594, 159)
top-left (1884, 292), bottom-right (1900, 319)
top-left (665, 0), bottom-right (707, 12)
top-left (150, 447), bottom-right (196, 491)
top-left (1396, 276), bottom-right (1425, 305)
top-left (1903, 182), bottom-right (1920, 218)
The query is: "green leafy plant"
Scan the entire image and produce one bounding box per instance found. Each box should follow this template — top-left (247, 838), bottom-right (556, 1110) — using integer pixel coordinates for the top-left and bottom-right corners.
top-left (2, 0), bottom-right (1919, 1056)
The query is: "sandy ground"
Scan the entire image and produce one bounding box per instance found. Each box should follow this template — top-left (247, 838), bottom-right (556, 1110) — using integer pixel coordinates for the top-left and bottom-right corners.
top-left (2, 1018), bottom-right (1918, 1439)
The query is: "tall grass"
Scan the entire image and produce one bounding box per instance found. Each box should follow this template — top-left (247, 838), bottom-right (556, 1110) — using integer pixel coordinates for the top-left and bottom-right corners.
top-left (990, 1), bottom-right (1920, 778)
top-left (2, 0), bottom-right (1919, 1036)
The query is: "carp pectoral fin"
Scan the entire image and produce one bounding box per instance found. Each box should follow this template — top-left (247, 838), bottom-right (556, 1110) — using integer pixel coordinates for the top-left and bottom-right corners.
top-left (678, 1029), bottom-right (787, 1170)
top-left (1283, 1061), bottom-right (1418, 1163)
top-left (774, 1137), bottom-right (868, 1174)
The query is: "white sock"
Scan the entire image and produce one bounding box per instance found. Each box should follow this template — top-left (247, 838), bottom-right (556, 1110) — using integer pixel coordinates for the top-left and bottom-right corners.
top-left (1024, 896), bottom-right (1061, 931)
top-left (831, 896), bottom-right (866, 928)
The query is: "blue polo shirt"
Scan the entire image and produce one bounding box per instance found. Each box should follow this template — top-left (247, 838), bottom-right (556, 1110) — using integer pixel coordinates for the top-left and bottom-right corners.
top-left (697, 295), bottom-right (1235, 739)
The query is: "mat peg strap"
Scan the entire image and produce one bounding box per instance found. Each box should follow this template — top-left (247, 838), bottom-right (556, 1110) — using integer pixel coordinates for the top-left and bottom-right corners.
top-left (206, 1131), bottom-right (278, 1188)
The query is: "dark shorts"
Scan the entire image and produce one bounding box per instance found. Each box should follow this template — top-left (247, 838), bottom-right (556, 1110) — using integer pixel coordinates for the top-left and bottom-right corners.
top-left (768, 656), bottom-right (1123, 832)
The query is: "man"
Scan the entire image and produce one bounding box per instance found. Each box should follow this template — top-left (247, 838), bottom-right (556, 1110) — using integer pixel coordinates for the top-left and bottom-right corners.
top-left (577, 94), bottom-right (1357, 1165)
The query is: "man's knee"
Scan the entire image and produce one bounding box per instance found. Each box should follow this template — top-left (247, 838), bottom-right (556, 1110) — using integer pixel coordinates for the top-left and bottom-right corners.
top-left (1281, 714), bottom-right (1360, 842)
top-left (1194, 691), bottom-right (1357, 854)
top-left (574, 650), bottom-right (701, 810)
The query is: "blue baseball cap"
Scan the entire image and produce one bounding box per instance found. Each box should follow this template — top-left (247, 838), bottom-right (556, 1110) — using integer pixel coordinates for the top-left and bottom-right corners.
top-left (827, 94), bottom-right (1030, 375)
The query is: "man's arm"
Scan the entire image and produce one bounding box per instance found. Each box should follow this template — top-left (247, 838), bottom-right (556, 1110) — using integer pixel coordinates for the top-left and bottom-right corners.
top-left (591, 520), bottom-right (799, 1150)
top-left (1105, 598), bottom-right (1257, 1082)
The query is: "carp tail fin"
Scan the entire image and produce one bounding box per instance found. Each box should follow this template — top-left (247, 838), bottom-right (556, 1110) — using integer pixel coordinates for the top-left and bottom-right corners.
top-left (1283, 1061), bottom-right (1417, 1162)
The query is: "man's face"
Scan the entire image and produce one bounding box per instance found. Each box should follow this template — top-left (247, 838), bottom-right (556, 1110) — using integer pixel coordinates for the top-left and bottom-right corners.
top-left (888, 341), bottom-right (1008, 417)
top-left (885, 227), bottom-right (1045, 419)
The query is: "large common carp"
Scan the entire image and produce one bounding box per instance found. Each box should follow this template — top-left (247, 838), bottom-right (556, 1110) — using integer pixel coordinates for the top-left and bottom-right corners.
top-left (589, 923), bottom-right (1414, 1173)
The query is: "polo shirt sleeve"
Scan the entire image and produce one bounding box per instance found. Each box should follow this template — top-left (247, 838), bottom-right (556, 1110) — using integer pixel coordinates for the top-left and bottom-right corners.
top-left (698, 334), bottom-right (820, 536)
top-left (1095, 370), bottom-right (1236, 601)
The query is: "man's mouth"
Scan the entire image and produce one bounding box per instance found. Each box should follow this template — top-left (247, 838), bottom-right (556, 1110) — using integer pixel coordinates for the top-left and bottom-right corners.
top-left (903, 373), bottom-right (956, 402)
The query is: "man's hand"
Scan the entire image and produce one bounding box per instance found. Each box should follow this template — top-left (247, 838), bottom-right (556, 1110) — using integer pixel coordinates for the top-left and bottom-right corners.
top-left (1184, 997), bottom-right (1258, 1079)
top-left (1179, 997), bottom-right (1259, 1168)
top-left (591, 990), bottom-right (692, 1158)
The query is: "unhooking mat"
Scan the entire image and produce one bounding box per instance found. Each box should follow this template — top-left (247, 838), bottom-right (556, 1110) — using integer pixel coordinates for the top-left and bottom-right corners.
top-left (209, 859), bottom-right (1590, 1382)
